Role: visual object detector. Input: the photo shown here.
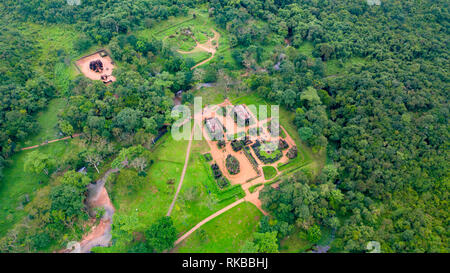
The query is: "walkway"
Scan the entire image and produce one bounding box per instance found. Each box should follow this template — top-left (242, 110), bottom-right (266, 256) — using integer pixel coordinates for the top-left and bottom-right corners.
top-left (166, 126), bottom-right (195, 216)
top-left (21, 133), bottom-right (82, 150)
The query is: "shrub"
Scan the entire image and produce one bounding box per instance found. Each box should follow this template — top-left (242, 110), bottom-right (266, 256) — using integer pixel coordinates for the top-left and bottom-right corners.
top-left (243, 146), bottom-right (259, 174)
top-left (217, 177), bottom-right (230, 189)
top-left (287, 146), bottom-right (298, 159)
top-left (211, 163), bottom-right (222, 179)
top-left (203, 153), bottom-right (213, 161)
top-left (231, 139), bottom-right (243, 152)
top-left (217, 140), bottom-right (226, 149)
top-left (252, 141), bottom-right (282, 164)
top-left (226, 154), bottom-right (240, 175)
top-left (278, 139), bottom-right (289, 150)
top-left (220, 106), bottom-right (227, 116)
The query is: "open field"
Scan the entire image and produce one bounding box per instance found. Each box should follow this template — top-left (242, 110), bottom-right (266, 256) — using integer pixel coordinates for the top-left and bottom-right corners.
top-left (173, 202), bottom-right (262, 253)
top-left (20, 98), bottom-right (66, 147)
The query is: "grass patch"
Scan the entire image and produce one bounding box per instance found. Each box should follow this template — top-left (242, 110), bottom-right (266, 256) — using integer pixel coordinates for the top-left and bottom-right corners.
top-left (248, 183), bottom-right (263, 193)
top-left (174, 202), bottom-right (262, 253)
top-left (21, 98), bottom-right (67, 147)
top-left (184, 51), bottom-right (212, 64)
top-left (262, 166), bottom-right (277, 180)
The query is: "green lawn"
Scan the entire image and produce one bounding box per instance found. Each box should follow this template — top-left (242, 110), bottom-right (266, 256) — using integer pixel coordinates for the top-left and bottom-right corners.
top-left (184, 51), bottom-right (212, 64)
top-left (193, 87), bottom-right (242, 106)
top-left (21, 98), bottom-right (67, 147)
top-left (174, 202), bottom-right (262, 253)
top-left (297, 42), bottom-right (315, 57)
top-left (325, 57), bottom-right (370, 76)
top-left (262, 166), bottom-right (277, 180)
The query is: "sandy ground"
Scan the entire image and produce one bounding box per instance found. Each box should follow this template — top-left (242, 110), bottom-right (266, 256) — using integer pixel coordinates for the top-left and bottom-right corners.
top-left (75, 52), bottom-right (116, 83)
top-left (63, 168), bottom-right (119, 253)
top-left (177, 29), bottom-right (220, 69)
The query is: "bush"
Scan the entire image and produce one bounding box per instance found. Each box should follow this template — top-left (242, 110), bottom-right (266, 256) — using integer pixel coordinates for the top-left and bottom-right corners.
top-left (203, 153), bottom-right (213, 162)
top-left (226, 154), bottom-right (240, 175)
top-left (231, 139), bottom-right (243, 152)
top-left (252, 141), bottom-right (282, 164)
top-left (217, 177), bottom-right (230, 189)
top-left (217, 140), bottom-right (226, 149)
top-left (211, 163), bottom-right (222, 179)
top-left (287, 146), bottom-right (298, 159)
top-left (278, 139), bottom-right (289, 150)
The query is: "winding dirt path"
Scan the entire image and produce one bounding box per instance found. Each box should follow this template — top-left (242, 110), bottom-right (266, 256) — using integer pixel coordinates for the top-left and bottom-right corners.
top-left (166, 125), bottom-right (195, 216)
top-left (21, 133), bottom-right (82, 151)
top-left (177, 29), bottom-right (220, 70)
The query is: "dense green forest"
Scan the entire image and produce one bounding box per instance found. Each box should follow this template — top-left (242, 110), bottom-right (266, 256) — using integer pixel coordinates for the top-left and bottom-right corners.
top-left (0, 0), bottom-right (448, 253)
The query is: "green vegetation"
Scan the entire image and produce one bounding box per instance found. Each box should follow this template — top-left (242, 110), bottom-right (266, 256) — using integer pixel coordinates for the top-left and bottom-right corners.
top-left (262, 166), bottom-right (277, 180)
top-left (0, 0), bottom-right (448, 254)
top-left (175, 202), bottom-right (262, 253)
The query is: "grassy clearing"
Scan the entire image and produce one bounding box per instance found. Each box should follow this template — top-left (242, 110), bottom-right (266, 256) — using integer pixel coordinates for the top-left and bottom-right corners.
top-left (174, 202), bottom-right (262, 253)
top-left (280, 226), bottom-right (334, 253)
top-left (193, 87), bottom-right (242, 106)
top-left (18, 23), bottom-right (82, 78)
top-left (0, 140), bottom-right (79, 237)
top-left (297, 42), bottom-right (315, 57)
top-left (262, 166), bottom-right (277, 180)
top-left (325, 57), bottom-right (370, 76)
top-left (279, 229), bottom-right (312, 253)
top-left (185, 51), bottom-right (212, 64)
top-left (21, 98), bottom-right (67, 147)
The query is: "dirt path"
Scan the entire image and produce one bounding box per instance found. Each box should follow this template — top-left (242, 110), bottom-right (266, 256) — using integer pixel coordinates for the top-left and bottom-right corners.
top-left (174, 198), bottom-right (245, 246)
top-left (177, 29), bottom-right (220, 70)
top-left (21, 133), bottom-right (82, 151)
top-left (166, 125), bottom-right (195, 216)
top-left (63, 168), bottom-right (119, 253)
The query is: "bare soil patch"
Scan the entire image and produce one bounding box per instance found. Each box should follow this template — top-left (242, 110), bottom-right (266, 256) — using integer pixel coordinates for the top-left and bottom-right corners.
top-left (75, 51), bottom-right (116, 84)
